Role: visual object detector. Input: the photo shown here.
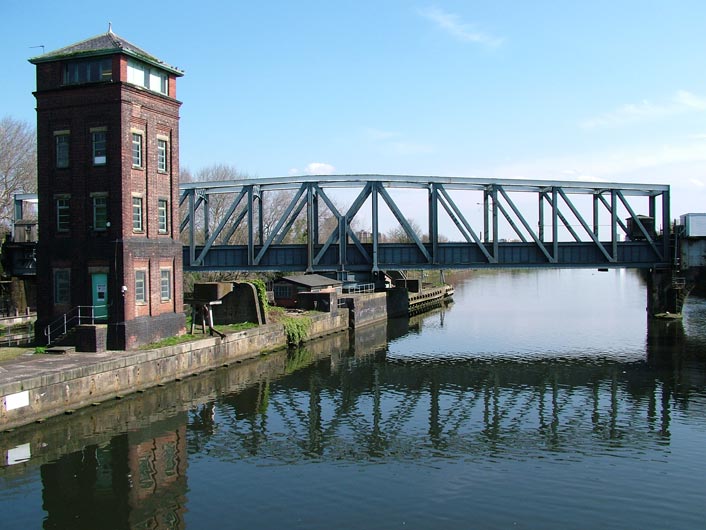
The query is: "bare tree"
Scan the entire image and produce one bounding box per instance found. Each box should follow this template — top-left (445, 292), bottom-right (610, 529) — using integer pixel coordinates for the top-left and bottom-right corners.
top-left (179, 165), bottom-right (357, 290)
top-left (0, 116), bottom-right (36, 231)
top-left (385, 217), bottom-right (424, 243)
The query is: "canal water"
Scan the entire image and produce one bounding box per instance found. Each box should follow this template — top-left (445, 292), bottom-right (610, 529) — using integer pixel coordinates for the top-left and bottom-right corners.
top-left (1, 269), bottom-right (705, 529)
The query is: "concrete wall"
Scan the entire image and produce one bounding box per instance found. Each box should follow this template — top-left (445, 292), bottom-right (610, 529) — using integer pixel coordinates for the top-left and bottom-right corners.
top-left (308, 310), bottom-right (348, 338)
top-left (386, 287), bottom-right (410, 318)
top-left (340, 292), bottom-right (388, 328)
top-left (212, 283), bottom-right (266, 325)
top-left (681, 239), bottom-right (706, 269)
top-left (0, 332), bottom-right (351, 475)
top-left (0, 310), bottom-right (348, 430)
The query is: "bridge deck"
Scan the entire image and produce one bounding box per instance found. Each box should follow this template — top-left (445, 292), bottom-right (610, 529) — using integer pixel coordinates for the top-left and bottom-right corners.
top-left (5, 175), bottom-right (673, 276)
top-left (180, 174), bottom-right (671, 273)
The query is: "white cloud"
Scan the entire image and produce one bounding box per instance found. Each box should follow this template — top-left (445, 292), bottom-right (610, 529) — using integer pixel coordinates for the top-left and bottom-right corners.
top-left (304, 162), bottom-right (335, 175)
top-left (486, 141), bottom-right (706, 216)
top-left (581, 90), bottom-right (706, 129)
top-left (288, 162), bottom-right (336, 176)
top-left (417, 6), bottom-right (503, 47)
top-left (675, 90), bottom-right (706, 110)
top-left (494, 141), bottom-right (706, 181)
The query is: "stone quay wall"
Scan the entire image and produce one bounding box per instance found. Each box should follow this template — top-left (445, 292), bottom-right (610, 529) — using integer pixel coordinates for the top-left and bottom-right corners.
top-left (0, 310), bottom-right (348, 430)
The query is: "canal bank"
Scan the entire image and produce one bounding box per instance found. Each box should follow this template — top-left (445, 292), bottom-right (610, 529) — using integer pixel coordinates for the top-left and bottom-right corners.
top-left (0, 310), bottom-right (349, 431)
top-left (0, 282), bottom-right (452, 431)
top-left (0, 326), bottom-right (382, 473)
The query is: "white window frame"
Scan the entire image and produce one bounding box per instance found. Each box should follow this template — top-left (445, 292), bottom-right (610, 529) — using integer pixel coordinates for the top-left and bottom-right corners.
top-left (135, 270), bottom-right (147, 304)
top-left (157, 198), bottom-right (168, 233)
top-left (132, 196), bottom-right (143, 232)
top-left (157, 138), bottom-right (168, 172)
top-left (127, 60), bottom-right (147, 87)
top-left (56, 196), bottom-right (70, 232)
top-left (132, 132), bottom-right (143, 168)
top-left (127, 58), bottom-right (168, 96)
top-left (91, 128), bottom-right (107, 165)
top-left (160, 269), bottom-right (172, 301)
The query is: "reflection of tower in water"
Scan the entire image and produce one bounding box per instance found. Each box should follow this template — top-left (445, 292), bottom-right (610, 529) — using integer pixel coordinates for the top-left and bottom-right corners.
top-left (40, 413), bottom-right (188, 529)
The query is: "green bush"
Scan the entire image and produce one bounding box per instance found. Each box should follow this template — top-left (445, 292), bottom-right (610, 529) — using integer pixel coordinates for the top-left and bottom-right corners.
top-left (282, 315), bottom-right (311, 346)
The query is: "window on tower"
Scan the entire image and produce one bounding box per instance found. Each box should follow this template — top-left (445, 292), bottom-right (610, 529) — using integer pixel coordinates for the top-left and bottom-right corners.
top-left (160, 269), bottom-right (172, 301)
top-left (63, 58), bottom-right (112, 85)
top-left (132, 196), bottom-right (143, 232)
top-left (157, 138), bottom-right (168, 172)
top-left (127, 58), bottom-right (168, 95)
top-left (135, 270), bottom-right (147, 304)
top-left (92, 129), bottom-right (107, 165)
top-left (55, 131), bottom-right (70, 168)
top-left (93, 195), bottom-right (108, 231)
top-left (54, 269), bottom-right (71, 305)
top-left (132, 133), bottom-right (143, 168)
top-left (158, 198), bottom-right (168, 233)
top-left (55, 196), bottom-right (70, 232)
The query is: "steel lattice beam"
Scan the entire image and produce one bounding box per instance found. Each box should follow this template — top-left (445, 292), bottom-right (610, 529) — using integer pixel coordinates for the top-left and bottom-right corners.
top-left (178, 175), bottom-right (672, 272)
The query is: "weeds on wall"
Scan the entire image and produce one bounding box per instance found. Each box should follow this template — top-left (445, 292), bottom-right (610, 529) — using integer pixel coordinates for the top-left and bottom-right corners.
top-left (282, 315), bottom-right (311, 346)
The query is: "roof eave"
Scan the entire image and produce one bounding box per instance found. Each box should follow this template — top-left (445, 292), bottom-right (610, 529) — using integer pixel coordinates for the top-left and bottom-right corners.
top-left (28, 48), bottom-right (184, 77)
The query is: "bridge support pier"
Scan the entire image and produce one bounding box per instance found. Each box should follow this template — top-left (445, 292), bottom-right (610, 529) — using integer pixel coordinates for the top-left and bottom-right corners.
top-left (644, 269), bottom-right (686, 317)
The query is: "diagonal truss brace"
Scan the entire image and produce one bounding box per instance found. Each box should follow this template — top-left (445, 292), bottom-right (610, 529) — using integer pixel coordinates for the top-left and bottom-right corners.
top-left (436, 185), bottom-right (495, 263)
top-left (496, 186), bottom-right (555, 262)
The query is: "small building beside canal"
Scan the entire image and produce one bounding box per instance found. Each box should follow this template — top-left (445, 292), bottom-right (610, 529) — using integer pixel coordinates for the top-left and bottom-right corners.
top-left (272, 274), bottom-right (342, 308)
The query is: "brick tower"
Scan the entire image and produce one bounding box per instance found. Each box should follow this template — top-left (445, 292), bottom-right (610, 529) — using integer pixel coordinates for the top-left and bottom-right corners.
top-left (30, 29), bottom-right (185, 349)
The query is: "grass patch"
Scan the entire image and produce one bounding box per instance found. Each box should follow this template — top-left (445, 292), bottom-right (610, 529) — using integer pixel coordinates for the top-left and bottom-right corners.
top-left (0, 347), bottom-right (34, 362)
top-left (140, 321), bottom-right (258, 350)
top-left (213, 322), bottom-right (257, 334)
top-left (140, 334), bottom-right (202, 350)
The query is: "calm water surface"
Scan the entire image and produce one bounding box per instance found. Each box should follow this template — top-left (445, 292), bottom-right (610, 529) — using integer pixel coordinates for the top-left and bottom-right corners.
top-left (1, 269), bottom-right (705, 529)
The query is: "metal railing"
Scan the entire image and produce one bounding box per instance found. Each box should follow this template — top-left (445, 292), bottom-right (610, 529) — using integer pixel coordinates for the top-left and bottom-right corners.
top-left (45, 305), bottom-right (108, 346)
top-left (342, 283), bottom-right (375, 294)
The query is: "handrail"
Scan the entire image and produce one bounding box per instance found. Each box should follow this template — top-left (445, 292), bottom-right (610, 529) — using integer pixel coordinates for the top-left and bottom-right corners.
top-left (44, 305), bottom-right (108, 346)
top-left (342, 283), bottom-right (375, 294)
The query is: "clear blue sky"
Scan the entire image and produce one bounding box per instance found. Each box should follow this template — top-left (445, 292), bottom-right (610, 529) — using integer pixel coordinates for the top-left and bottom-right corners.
top-left (2, 0), bottom-right (705, 217)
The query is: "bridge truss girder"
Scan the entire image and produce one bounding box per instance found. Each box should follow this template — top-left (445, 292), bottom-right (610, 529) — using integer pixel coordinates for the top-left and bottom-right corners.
top-left (179, 175), bottom-right (671, 273)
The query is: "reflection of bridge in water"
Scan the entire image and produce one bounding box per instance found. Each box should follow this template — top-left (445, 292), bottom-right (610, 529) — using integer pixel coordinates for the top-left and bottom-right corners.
top-left (3, 312), bottom-right (702, 512)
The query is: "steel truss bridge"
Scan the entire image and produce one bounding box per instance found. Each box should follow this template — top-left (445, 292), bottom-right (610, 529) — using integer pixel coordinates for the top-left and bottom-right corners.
top-left (180, 175), bottom-right (672, 273)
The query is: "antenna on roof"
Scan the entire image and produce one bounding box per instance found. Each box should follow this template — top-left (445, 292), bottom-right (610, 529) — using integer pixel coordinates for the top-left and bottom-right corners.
top-left (108, 22), bottom-right (113, 34)
top-left (30, 45), bottom-right (45, 54)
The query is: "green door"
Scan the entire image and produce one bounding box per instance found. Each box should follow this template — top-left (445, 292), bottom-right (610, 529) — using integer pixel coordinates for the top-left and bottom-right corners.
top-left (91, 273), bottom-right (108, 321)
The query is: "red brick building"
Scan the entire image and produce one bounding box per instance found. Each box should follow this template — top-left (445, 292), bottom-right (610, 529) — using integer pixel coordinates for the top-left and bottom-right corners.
top-left (30, 29), bottom-right (185, 349)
